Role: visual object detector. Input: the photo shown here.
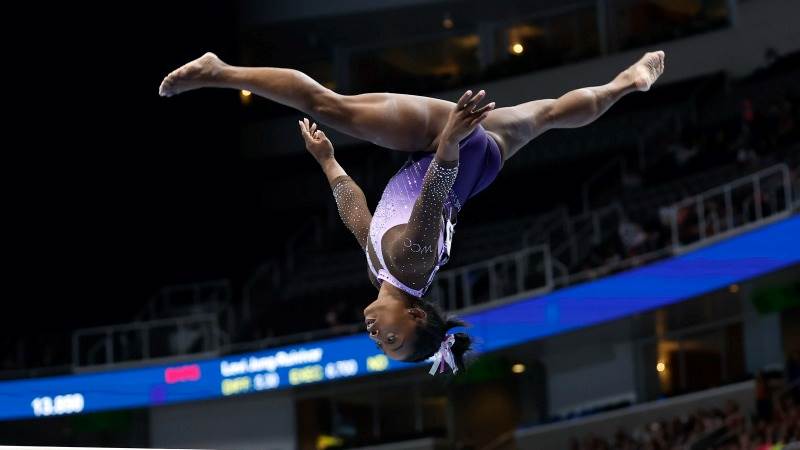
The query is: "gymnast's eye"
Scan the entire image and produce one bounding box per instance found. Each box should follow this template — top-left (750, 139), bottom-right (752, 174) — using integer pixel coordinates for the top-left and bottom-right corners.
top-left (387, 334), bottom-right (396, 344)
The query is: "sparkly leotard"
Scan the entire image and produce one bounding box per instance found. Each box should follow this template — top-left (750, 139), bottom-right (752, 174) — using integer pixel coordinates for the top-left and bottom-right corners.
top-left (365, 157), bottom-right (459, 297)
top-left (332, 125), bottom-right (502, 298)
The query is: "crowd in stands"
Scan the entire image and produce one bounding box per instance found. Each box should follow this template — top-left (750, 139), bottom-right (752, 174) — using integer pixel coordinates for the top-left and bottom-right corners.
top-left (573, 356), bottom-right (800, 450)
top-left (581, 83), bottom-right (799, 275)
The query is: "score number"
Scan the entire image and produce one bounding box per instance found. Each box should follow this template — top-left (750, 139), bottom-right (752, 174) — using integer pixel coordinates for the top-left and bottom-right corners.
top-left (31, 393), bottom-right (85, 417)
top-left (324, 359), bottom-right (358, 379)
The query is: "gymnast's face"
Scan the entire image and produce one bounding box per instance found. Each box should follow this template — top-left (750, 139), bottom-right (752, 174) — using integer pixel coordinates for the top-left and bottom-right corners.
top-left (363, 296), bottom-right (426, 360)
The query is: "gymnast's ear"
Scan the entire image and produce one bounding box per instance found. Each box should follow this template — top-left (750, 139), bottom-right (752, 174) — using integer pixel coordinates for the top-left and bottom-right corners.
top-left (407, 307), bottom-right (427, 321)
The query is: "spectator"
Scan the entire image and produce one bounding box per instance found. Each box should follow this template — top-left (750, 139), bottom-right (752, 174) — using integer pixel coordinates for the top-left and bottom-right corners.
top-left (787, 350), bottom-right (800, 403)
top-left (574, 395), bottom-right (800, 450)
top-left (618, 220), bottom-right (648, 256)
top-left (755, 371), bottom-right (773, 421)
top-left (787, 350), bottom-right (800, 382)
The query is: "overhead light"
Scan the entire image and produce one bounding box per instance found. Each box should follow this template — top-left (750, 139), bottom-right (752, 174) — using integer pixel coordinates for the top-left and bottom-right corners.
top-left (656, 362), bottom-right (666, 372)
top-left (240, 90), bottom-right (252, 105)
top-left (316, 435), bottom-right (343, 450)
top-left (511, 43), bottom-right (524, 55)
top-left (442, 13), bottom-right (454, 29)
top-left (512, 363), bottom-right (526, 374)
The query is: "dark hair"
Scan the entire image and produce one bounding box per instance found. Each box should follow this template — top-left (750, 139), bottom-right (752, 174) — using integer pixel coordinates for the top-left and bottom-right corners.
top-left (403, 299), bottom-right (473, 373)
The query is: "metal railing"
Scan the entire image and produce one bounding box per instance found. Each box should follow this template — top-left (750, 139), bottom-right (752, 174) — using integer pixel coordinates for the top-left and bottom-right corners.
top-left (431, 244), bottom-right (553, 312)
top-left (668, 164), bottom-right (794, 252)
top-left (72, 313), bottom-right (227, 369)
top-left (553, 163), bottom-right (796, 287)
top-left (558, 203), bottom-right (624, 268)
top-left (552, 246), bottom-right (673, 288)
top-left (224, 323), bottom-right (364, 356)
top-left (524, 203), bottom-right (624, 270)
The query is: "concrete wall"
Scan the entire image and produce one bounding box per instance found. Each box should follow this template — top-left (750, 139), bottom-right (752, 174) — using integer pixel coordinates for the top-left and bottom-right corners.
top-left (149, 390), bottom-right (295, 450)
top-left (540, 337), bottom-right (637, 418)
top-left (742, 284), bottom-right (786, 372)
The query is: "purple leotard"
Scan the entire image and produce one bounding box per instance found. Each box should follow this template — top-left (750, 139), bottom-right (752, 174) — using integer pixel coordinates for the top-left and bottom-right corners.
top-left (366, 125), bottom-right (502, 297)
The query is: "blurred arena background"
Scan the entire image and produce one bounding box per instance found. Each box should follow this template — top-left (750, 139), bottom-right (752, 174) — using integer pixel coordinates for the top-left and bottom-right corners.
top-left (2, 0), bottom-right (799, 449)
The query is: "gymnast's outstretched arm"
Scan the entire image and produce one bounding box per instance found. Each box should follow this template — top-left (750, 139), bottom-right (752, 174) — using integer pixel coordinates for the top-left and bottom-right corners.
top-left (299, 119), bottom-right (372, 249)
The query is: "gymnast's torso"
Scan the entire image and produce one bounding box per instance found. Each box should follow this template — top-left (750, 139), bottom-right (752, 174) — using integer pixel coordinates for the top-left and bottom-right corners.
top-left (365, 126), bottom-right (502, 298)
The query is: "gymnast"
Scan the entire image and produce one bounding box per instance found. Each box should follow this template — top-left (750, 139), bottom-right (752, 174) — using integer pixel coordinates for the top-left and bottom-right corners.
top-left (159, 50), bottom-right (665, 374)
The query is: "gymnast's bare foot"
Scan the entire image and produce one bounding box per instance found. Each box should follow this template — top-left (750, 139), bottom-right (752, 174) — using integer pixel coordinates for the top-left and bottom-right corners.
top-left (625, 50), bottom-right (665, 92)
top-left (159, 52), bottom-right (227, 97)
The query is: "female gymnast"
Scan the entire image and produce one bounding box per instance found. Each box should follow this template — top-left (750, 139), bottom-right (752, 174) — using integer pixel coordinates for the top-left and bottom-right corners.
top-left (159, 50), bottom-right (665, 374)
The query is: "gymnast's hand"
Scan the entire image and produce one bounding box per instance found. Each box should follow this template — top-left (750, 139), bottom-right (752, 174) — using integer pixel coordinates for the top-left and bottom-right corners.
top-left (440, 90), bottom-right (495, 147)
top-left (299, 118), bottom-right (334, 163)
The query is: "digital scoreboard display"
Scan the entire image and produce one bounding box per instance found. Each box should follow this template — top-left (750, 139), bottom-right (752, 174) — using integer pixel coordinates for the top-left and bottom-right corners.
top-left (0, 339), bottom-right (399, 421)
top-left (1, 216), bottom-right (797, 421)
